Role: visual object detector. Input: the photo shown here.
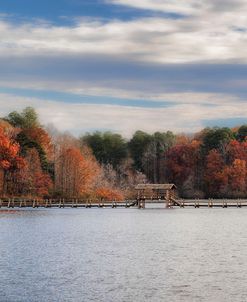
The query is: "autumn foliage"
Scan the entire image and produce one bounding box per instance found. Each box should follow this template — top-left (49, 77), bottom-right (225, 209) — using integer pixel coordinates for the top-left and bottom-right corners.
top-left (0, 128), bottom-right (24, 171)
top-left (96, 187), bottom-right (124, 201)
top-left (165, 137), bottom-right (247, 198)
top-left (17, 148), bottom-right (53, 197)
top-left (55, 147), bottom-right (100, 198)
top-left (0, 107), bottom-right (247, 199)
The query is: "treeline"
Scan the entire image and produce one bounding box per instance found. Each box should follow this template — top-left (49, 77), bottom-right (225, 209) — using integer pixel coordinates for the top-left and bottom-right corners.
top-left (0, 107), bottom-right (246, 199)
top-left (0, 107), bottom-right (143, 200)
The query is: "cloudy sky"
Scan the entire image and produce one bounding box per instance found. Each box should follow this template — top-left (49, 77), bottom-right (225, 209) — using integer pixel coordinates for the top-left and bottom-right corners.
top-left (0, 0), bottom-right (247, 136)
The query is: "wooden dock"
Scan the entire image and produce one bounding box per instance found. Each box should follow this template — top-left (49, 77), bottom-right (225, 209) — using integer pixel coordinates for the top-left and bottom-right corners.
top-left (134, 183), bottom-right (247, 209)
top-left (0, 198), bottom-right (138, 209)
top-left (0, 198), bottom-right (247, 209)
top-left (139, 198), bottom-right (247, 208)
top-left (172, 199), bottom-right (247, 208)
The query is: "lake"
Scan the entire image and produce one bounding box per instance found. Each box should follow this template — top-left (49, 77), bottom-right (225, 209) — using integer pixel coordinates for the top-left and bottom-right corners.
top-left (1, 207), bottom-right (247, 302)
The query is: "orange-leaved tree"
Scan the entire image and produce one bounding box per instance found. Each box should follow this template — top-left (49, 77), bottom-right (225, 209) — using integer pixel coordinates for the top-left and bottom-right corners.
top-left (204, 149), bottom-right (228, 197)
top-left (16, 148), bottom-right (53, 197)
top-left (96, 187), bottom-right (124, 201)
top-left (23, 127), bottom-right (53, 160)
top-left (227, 159), bottom-right (246, 197)
top-left (165, 140), bottom-right (201, 186)
top-left (227, 140), bottom-right (247, 163)
top-left (55, 146), bottom-right (100, 198)
top-left (0, 127), bottom-right (25, 195)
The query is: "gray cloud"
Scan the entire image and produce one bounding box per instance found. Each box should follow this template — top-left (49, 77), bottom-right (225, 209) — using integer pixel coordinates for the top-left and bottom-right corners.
top-left (1, 54), bottom-right (247, 99)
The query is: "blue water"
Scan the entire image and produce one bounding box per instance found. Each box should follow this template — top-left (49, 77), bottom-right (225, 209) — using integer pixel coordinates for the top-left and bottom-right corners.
top-left (1, 207), bottom-right (247, 302)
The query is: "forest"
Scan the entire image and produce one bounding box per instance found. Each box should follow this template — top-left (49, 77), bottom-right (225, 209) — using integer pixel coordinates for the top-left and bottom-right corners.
top-left (0, 107), bottom-right (246, 200)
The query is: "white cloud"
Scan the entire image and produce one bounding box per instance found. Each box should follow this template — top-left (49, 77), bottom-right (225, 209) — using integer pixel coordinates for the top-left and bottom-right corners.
top-left (108, 0), bottom-right (247, 15)
top-left (0, 93), bottom-right (246, 137)
top-left (108, 0), bottom-right (207, 15)
top-left (69, 89), bottom-right (243, 106)
top-left (1, 1), bottom-right (247, 64)
top-left (0, 0), bottom-right (246, 135)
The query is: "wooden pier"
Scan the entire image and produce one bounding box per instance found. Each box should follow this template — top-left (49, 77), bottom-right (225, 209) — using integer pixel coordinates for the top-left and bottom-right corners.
top-left (138, 198), bottom-right (247, 208)
top-left (0, 198), bottom-right (138, 209)
top-left (171, 198), bottom-right (247, 208)
top-left (134, 183), bottom-right (247, 209)
top-left (135, 193), bottom-right (247, 209)
top-left (1, 197), bottom-right (247, 209)
top-left (135, 183), bottom-right (178, 208)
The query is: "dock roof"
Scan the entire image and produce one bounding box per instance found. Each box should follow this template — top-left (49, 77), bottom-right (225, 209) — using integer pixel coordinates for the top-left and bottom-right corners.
top-left (135, 184), bottom-right (177, 190)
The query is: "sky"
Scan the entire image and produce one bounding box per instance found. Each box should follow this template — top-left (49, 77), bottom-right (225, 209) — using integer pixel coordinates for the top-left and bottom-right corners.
top-left (0, 0), bottom-right (247, 137)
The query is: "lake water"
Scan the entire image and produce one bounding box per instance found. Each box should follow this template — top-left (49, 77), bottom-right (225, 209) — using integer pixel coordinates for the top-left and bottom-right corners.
top-left (1, 207), bottom-right (247, 302)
